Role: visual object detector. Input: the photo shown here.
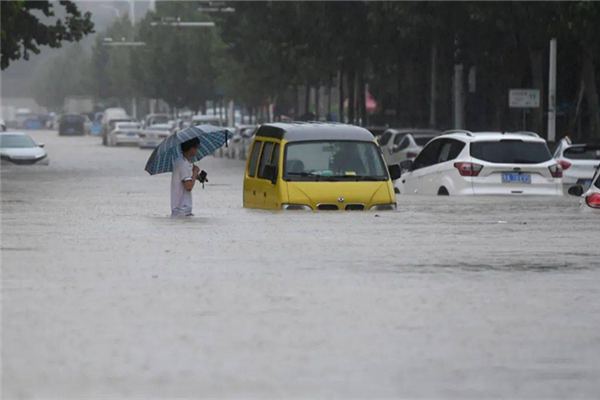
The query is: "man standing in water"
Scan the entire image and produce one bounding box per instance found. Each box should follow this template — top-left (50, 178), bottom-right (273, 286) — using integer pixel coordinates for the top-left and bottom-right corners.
top-left (171, 138), bottom-right (200, 217)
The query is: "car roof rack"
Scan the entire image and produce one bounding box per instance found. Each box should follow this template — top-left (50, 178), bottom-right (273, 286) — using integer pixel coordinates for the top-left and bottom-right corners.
top-left (442, 129), bottom-right (473, 137)
top-left (512, 131), bottom-right (540, 138)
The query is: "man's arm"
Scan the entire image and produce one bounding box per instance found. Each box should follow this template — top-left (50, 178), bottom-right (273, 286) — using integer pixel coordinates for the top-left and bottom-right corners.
top-left (183, 165), bottom-right (200, 191)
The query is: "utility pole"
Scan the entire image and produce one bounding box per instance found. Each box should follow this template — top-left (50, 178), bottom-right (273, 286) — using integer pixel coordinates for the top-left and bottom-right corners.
top-left (453, 34), bottom-right (464, 129)
top-left (547, 38), bottom-right (557, 142)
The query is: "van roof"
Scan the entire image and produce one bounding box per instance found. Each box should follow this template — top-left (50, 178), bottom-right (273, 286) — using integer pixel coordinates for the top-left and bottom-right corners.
top-left (256, 122), bottom-right (375, 142)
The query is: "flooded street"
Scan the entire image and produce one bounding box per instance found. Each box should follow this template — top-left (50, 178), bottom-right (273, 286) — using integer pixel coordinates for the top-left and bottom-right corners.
top-left (2, 130), bottom-right (599, 398)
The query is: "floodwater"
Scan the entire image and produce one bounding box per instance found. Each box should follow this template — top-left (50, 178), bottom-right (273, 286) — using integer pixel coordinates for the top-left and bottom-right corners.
top-left (2, 130), bottom-right (599, 398)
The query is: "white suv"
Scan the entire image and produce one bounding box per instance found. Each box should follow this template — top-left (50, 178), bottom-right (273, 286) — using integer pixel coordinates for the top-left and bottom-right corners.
top-left (395, 131), bottom-right (563, 196)
top-left (553, 137), bottom-right (600, 190)
top-left (378, 128), bottom-right (440, 165)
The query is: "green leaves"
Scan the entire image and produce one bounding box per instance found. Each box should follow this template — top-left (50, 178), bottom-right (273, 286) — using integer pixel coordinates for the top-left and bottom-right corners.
top-left (1, 0), bottom-right (94, 70)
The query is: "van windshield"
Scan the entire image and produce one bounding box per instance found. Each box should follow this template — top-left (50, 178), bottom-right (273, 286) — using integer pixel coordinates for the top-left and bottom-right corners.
top-left (284, 141), bottom-right (388, 181)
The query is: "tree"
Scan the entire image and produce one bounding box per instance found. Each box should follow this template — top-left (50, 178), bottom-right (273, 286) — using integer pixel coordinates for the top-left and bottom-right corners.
top-left (1, 0), bottom-right (94, 70)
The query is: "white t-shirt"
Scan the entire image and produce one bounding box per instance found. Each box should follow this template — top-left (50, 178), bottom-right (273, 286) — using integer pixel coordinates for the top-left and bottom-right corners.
top-left (171, 158), bottom-right (194, 216)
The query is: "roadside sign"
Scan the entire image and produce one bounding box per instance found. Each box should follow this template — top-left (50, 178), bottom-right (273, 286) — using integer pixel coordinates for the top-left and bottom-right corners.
top-left (509, 89), bottom-right (540, 108)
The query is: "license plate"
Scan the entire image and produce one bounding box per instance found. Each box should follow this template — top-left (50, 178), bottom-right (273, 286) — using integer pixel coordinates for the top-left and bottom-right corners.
top-left (127, 132), bottom-right (136, 137)
top-left (147, 142), bottom-right (156, 147)
top-left (502, 173), bottom-right (531, 184)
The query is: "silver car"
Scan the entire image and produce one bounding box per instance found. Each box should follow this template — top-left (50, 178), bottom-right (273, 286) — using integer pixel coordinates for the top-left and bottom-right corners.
top-left (0, 132), bottom-right (49, 165)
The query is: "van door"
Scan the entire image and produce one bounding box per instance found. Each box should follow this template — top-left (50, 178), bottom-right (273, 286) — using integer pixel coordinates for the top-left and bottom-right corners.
top-left (244, 140), bottom-right (263, 208)
top-left (256, 142), bottom-right (281, 209)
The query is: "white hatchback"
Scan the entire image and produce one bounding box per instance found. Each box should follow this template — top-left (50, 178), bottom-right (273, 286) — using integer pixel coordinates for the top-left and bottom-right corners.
top-left (553, 137), bottom-right (600, 190)
top-left (396, 131), bottom-right (563, 196)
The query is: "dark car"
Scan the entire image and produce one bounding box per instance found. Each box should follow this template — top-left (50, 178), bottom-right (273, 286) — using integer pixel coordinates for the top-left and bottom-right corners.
top-left (59, 114), bottom-right (85, 136)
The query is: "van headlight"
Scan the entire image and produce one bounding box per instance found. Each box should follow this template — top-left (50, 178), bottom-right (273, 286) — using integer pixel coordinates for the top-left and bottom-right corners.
top-left (369, 203), bottom-right (396, 211)
top-left (281, 204), bottom-right (313, 211)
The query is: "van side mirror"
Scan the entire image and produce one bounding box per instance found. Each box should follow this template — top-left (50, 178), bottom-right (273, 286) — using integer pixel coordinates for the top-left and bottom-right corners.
top-left (388, 164), bottom-right (401, 181)
top-left (400, 159), bottom-right (413, 172)
top-left (263, 164), bottom-right (277, 185)
top-left (567, 185), bottom-right (584, 197)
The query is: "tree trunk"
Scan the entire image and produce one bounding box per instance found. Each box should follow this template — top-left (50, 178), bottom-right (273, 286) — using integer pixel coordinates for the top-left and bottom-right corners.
top-left (304, 82), bottom-right (310, 118)
top-left (348, 65), bottom-right (356, 124)
top-left (582, 50), bottom-right (600, 141)
top-left (327, 81), bottom-right (332, 121)
top-left (396, 53), bottom-right (403, 126)
top-left (530, 48), bottom-right (545, 136)
top-left (358, 70), bottom-right (366, 126)
top-left (315, 85), bottom-right (320, 120)
top-left (338, 66), bottom-right (344, 123)
top-left (295, 85), bottom-right (300, 120)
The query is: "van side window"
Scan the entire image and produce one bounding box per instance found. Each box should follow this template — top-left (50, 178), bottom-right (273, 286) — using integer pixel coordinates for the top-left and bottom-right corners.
top-left (270, 143), bottom-right (280, 174)
top-left (248, 141), bottom-right (263, 177)
top-left (257, 142), bottom-right (274, 179)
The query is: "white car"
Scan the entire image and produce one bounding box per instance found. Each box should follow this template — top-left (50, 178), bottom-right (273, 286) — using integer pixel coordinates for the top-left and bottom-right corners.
top-left (396, 131), bottom-right (563, 196)
top-left (567, 166), bottom-right (600, 212)
top-left (191, 114), bottom-right (224, 127)
top-left (228, 125), bottom-right (258, 159)
top-left (138, 124), bottom-right (173, 149)
top-left (553, 137), bottom-right (600, 190)
top-left (0, 118), bottom-right (6, 131)
top-left (378, 129), bottom-right (440, 165)
top-left (216, 126), bottom-right (236, 158)
top-left (107, 122), bottom-right (142, 146)
top-left (0, 132), bottom-right (49, 165)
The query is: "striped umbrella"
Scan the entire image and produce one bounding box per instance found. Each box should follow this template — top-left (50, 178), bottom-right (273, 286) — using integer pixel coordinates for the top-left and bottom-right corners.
top-left (144, 125), bottom-right (231, 175)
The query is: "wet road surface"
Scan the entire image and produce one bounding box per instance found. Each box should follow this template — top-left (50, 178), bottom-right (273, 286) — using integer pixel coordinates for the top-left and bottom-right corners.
top-left (2, 130), bottom-right (599, 398)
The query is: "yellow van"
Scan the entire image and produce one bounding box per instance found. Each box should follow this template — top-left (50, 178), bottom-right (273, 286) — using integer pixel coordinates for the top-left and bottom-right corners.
top-left (243, 122), bottom-right (401, 210)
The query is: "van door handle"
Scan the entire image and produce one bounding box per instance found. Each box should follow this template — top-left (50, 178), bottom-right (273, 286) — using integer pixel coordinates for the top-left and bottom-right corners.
top-left (253, 190), bottom-right (256, 196)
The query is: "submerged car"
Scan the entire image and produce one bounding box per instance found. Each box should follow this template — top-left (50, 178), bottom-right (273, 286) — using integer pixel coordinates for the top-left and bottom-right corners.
top-left (0, 132), bottom-right (49, 165)
top-left (243, 122), bottom-right (400, 210)
top-left (106, 122), bottom-right (142, 146)
top-left (567, 166), bottom-right (600, 212)
top-left (138, 123), bottom-right (173, 149)
top-left (553, 137), bottom-right (600, 191)
top-left (396, 131), bottom-right (563, 196)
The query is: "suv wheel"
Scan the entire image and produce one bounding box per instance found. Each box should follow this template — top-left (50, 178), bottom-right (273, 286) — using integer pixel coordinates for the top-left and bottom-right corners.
top-left (438, 187), bottom-right (449, 196)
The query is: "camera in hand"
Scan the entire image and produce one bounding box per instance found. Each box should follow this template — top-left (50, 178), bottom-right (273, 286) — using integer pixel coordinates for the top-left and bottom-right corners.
top-left (197, 170), bottom-right (208, 188)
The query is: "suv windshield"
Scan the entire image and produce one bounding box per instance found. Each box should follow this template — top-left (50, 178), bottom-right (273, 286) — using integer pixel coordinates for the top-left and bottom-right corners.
top-left (564, 146), bottom-right (600, 160)
top-left (0, 135), bottom-right (36, 148)
top-left (470, 140), bottom-right (552, 164)
top-left (284, 141), bottom-right (388, 180)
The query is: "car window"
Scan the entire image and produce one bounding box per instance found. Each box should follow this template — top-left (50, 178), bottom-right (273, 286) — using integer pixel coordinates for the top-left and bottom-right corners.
top-left (437, 139), bottom-right (466, 163)
top-left (393, 133), bottom-right (407, 145)
top-left (257, 142), bottom-right (275, 179)
top-left (284, 141), bottom-right (387, 179)
top-left (413, 139), bottom-right (443, 170)
top-left (271, 143), bottom-right (280, 175)
top-left (470, 140), bottom-right (552, 164)
top-left (594, 168), bottom-right (600, 190)
top-left (248, 140), bottom-right (262, 177)
top-left (564, 146), bottom-right (600, 160)
top-left (0, 135), bottom-right (36, 148)
top-left (397, 137), bottom-right (410, 150)
top-left (378, 132), bottom-right (392, 146)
